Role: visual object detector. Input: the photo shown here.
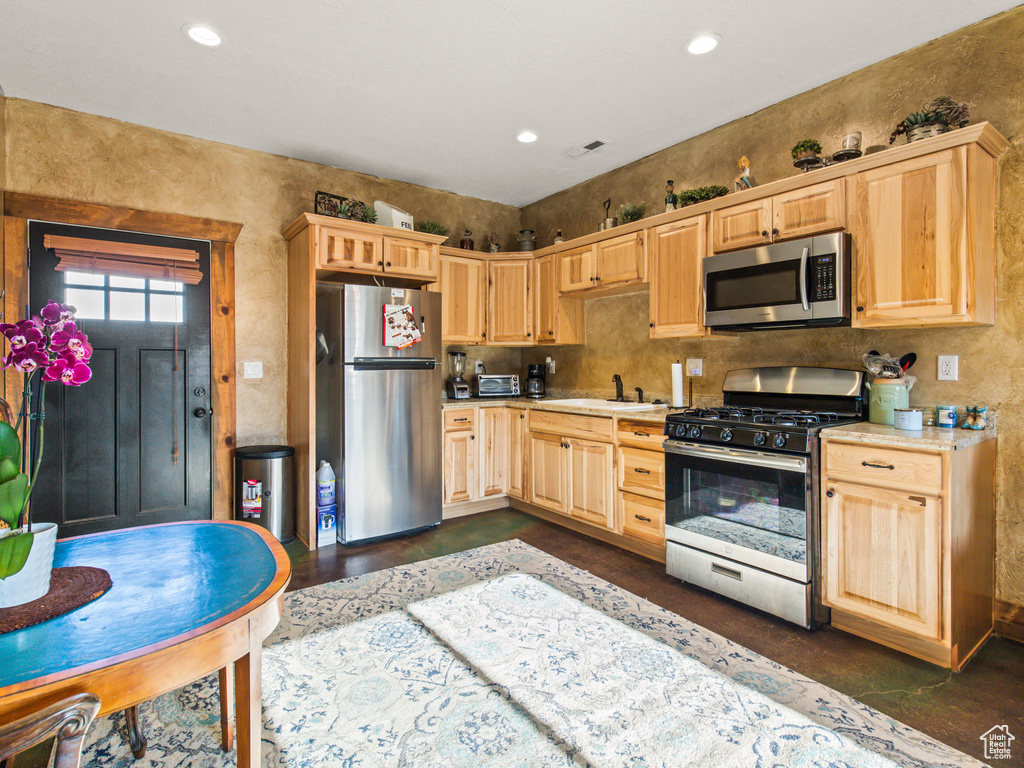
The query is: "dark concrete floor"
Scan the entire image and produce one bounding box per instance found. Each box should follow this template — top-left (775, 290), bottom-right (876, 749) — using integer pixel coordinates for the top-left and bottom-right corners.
top-left (287, 508), bottom-right (1024, 764)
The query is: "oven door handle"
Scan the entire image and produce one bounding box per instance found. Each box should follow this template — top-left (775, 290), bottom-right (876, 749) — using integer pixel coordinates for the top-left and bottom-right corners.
top-left (799, 246), bottom-right (810, 312)
top-left (664, 441), bottom-right (807, 472)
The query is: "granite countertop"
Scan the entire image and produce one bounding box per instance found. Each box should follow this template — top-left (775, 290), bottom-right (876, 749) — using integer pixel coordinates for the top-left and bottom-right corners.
top-left (821, 420), bottom-right (996, 450)
top-left (442, 398), bottom-right (676, 425)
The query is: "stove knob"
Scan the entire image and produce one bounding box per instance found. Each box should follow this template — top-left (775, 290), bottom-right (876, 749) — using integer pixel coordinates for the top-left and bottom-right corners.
top-left (720, 428), bottom-right (733, 442)
top-left (688, 425), bottom-right (703, 439)
top-left (773, 433), bottom-right (787, 449)
top-left (753, 431), bottom-right (767, 446)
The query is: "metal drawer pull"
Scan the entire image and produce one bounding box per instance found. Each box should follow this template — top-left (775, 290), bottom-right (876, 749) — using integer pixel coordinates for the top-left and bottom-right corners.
top-left (633, 468), bottom-right (651, 474)
top-left (453, 417), bottom-right (469, 422)
top-left (711, 563), bottom-right (743, 581)
top-left (633, 431), bottom-right (648, 437)
top-left (634, 514), bottom-right (652, 522)
top-left (862, 461), bottom-right (895, 470)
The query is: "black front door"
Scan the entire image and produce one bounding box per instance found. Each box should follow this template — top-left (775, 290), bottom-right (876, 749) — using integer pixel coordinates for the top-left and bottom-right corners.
top-left (28, 222), bottom-right (212, 536)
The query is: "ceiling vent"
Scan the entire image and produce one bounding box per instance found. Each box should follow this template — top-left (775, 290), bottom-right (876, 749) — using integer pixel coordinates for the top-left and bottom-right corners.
top-left (562, 140), bottom-right (607, 159)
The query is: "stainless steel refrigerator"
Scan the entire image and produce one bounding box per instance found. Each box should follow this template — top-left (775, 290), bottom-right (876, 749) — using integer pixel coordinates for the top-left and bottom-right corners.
top-left (315, 284), bottom-right (442, 543)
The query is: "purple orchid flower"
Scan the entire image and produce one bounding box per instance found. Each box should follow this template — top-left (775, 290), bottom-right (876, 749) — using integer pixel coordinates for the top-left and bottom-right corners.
top-left (50, 322), bottom-right (93, 362)
top-left (42, 353), bottom-right (92, 386)
top-left (2, 341), bottom-right (50, 374)
top-left (38, 300), bottom-right (75, 330)
top-left (0, 318), bottom-right (44, 350)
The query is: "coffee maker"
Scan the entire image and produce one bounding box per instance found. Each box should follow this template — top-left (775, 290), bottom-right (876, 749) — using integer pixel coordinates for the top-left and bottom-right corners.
top-left (526, 364), bottom-right (546, 399)
top-left (446, 352), bottom-right (470, 399)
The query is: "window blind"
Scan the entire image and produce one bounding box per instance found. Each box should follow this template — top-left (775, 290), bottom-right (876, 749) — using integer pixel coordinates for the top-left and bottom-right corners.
top-left (43, 234), bottom-right (203, 285)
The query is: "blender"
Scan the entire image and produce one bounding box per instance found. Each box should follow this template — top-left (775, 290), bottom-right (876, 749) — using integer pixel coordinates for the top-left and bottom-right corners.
top-left (446, 351), bottom-right (471, 399)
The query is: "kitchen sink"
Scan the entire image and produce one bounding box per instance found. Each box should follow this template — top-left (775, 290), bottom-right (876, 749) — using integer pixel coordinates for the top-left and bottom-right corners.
top-left (542, 398), bottom-right (668, 411)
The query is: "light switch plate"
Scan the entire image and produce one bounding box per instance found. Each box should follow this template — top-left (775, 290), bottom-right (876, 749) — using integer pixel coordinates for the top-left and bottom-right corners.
top-left (243, 361), bottom-right (263, 379)
top-left (937, 355), bottom-right (958, 381)
top-left (686, 358), bottom-right (703, 377)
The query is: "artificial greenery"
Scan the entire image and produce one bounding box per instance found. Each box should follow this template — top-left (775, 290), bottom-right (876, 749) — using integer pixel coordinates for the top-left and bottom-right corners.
top-left (791, 139), bottom-right (823, 158)
top-left (617, 201), bottom-right (647, 224)
top-left (676, 185), bottom-right (730, 207)
top-left (362, 205), bottom-right (378, 225)
top-left (415, 220), bottom-right (451, 238)
top-left (889, 96), bottom-right (971, 143)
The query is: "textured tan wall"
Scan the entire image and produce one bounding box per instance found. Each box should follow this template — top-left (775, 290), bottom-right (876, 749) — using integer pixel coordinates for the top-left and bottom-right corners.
top-left (521, 8), bottom-right (1024, 603)
top-left (2, 98), bottom-right (520, 444)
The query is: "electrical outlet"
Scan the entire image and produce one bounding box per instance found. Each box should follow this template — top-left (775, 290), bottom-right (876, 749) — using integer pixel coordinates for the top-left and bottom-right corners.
top-left (937, 355), bottom-right (958, 381)
top-left (243, 361), bottom-right (263, 379)
top-left (686, 358), bottom-right (703, 377)
top-left (475, 360), bottom-right (485, 374)
top-left (546, 356), bottom-right (556, 374)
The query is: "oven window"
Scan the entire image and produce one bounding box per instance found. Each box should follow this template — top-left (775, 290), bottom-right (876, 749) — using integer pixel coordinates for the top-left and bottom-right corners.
top-left (706, 260), bottom-right (801, 312)
top-left (666, 452), bottom-right (807, 564)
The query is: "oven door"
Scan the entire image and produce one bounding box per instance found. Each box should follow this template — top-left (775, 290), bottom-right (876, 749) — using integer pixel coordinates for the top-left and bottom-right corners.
top-left (664, 441), bottom-right (810, 583)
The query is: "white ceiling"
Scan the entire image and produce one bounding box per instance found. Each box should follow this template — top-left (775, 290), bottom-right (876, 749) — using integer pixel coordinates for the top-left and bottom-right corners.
top-left (0, 1), bottom-right (1016, 207)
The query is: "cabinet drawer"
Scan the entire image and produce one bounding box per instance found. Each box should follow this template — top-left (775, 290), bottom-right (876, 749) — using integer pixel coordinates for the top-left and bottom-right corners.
top-left (825, 441), bottom-right (942, 490)
top-left (529, 410), bottom-right (613, 442)
top-left (617, 446), bottom-right (665, 498)
top-left (619, 492), bottom-right (665, 544)
top-left (444, 409), bottom-right (476, 431)
top-left (616, 419), bottom-right (666, 451)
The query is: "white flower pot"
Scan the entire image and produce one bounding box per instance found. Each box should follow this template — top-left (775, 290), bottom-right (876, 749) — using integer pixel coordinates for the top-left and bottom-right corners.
top-left (0, 523), bottom-right (58, 608)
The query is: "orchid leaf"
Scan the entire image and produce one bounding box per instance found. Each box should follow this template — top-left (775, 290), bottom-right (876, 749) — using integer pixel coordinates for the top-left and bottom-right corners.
top-left (0, 531), bottom-right (33, 579)
top-left (0, 457), bottom-right (19, 485)
top-left (0, 473), bottom-right (29, 529)
top-left (0, 422), bottom-right (19, 464)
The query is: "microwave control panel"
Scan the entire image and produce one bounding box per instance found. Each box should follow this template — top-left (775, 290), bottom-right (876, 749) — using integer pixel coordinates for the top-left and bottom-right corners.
top-left (811, 254), bottom-right (837, 302)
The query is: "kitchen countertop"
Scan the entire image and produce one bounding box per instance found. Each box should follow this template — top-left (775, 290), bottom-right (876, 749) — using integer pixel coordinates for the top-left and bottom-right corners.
top-left (820, 420), bottom-right (996, 450)
top-left (442, 398), bottom-right (676, 425)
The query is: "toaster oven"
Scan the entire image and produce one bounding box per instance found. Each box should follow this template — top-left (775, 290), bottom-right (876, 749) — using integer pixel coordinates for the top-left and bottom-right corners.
top-left (474, 374), bottom-right (520, 398)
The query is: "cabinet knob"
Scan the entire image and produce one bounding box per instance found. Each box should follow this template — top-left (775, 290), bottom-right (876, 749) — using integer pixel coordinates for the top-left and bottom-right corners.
top-left (772, 228), bottom-right (779, 235)
top-left (856, 306), bottom-right (864, 312)
top-left (548, 330), bottom-right (554, 335)
top-left (761, 230), bottom-right (768, 237)
top-left (378, 261), bottom-right (384, 266)
top-left (590, 277), bottom-right (595, 282)
top-left (527, 332), bottom-right (531, 337)
top-left (386, 261), bottom-right (392, 267)
top-left (596, 276), bottom-right (601, 281)
top-left (649, 323), bottom-right (654, 328)
top-left (826, 490), bottom-right (834, 498)
top-left (470, 435), bottom-right (475, 440)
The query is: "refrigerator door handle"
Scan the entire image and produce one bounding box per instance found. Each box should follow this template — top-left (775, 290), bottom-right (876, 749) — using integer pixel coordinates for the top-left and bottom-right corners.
top-left (351, 357), bottom-right (438, 370)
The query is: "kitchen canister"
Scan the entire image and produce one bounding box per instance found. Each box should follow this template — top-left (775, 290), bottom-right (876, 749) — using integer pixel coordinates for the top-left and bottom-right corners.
top-left (865, 377), bottom-right (913, 425)
top-left (894, 408), bottom-right (923, 431)
top-left (937, 405), bottom-right (958, 428)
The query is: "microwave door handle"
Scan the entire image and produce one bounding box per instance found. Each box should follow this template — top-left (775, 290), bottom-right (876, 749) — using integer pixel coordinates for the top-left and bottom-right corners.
top-left (799, 247), bottom-right (810, 312)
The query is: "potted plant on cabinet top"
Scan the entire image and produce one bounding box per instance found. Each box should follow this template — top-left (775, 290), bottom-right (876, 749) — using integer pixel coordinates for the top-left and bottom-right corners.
top-left (889, 96), bottom-right (971, 144)
top-left (0, 301), bottom-right (92, 608)
top-left (617, 201), bottom-right (647, 224)
top-left (791, 139), bottom-right (823, 161)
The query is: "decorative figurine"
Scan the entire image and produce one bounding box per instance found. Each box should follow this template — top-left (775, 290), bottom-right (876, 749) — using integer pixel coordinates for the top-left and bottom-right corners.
top-left (665, 180), bottom-right (677, 212)
top-left (460, 229), bottom-right (474, 250)
top-left (488, 232), bottom-right (501, 253)
top-left (553, 229), bottom-right (565, 244)
top-left (601, 198), bottom-right (617, 230)
top-left (734, 157), bottom-right (753, 191)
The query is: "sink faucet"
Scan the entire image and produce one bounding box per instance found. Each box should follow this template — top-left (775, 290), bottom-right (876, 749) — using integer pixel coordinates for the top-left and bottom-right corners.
top-left (612, 374), bottom-right (624, 402)
top-left (635, 387), bottom-right (644, 403)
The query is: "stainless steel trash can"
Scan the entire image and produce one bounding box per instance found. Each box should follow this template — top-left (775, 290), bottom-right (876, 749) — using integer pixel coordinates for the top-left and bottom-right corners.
top-left (234, 445), bottom-right (295, 542)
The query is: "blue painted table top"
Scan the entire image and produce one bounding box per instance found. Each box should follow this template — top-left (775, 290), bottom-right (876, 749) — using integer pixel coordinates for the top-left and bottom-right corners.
top-left (0, 522), bottom-right (278, 689)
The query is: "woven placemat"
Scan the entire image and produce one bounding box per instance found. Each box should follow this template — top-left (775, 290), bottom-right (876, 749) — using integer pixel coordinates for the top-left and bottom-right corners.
top-left (0, 566), bottom-right (112, 634)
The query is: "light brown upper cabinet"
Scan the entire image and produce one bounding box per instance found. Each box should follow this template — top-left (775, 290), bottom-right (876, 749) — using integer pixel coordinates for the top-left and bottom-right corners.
top-left (384, 236), bottom-right (439, 280)
top-left (535, 253), bottom-right (585, 345)
top-left (649, 215), bottom-right (711, 338)
top-left (488, 259), bottom-right (534, 344)
top-left (435, 252), bottom-right (487, 344)
top-left (317, 225), bottom-right (383, 273)
top-left (850, 146), bottom-right (996, 327)
top-left (712, 180), bottom-right (845, 252)
top-left (558, 231), bottom-right (645, 293)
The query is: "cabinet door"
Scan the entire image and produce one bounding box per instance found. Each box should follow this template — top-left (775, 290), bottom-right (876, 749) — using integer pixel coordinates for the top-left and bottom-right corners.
top-left (558, 245), bottom-right (597, 293)
top-left (649, 216), bottom-right (708, 337)
top-left (529, 432), bottom-right (567, 513)
top-left (535, 254), bottom-right (584, 345)
top-left (823, 480), bottom-right (942, 640)
top-left (773, 179), bottom-right (845, 240)
top-left (595, 230), bottom-right (645, 286)
top-left (317, 226), bottom-right (383, 272)
top-left (712, 198), bottom-right (772, 252)
top-left (479, 408), bottom-right (508, 497)
top-left (443, 428), bottom-right (477, 504)
top-left (507, 409), bottom-right (527, 500)
top-left (438, 254), bottom-right (487, 344)
top-left (851, 149), bottom-right (968, 327)
top-left (384, 236), bottom-right (438, 280)
top-left (488, 260), bottom-right (533, 344)
top-left (568, 439), bottom-right (614, 528)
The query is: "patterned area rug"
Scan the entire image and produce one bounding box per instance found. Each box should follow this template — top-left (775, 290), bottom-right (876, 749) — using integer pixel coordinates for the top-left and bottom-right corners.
top-left (80, 539), bottom-right (982, 767)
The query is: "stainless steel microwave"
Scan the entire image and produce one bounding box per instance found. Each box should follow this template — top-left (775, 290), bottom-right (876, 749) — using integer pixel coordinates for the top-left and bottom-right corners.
top-left (703, 233), bottom-right (850, 330)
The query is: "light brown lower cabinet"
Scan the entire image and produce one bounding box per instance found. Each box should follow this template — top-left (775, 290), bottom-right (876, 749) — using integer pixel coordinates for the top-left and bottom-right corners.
top-left (507, 409), bottom-right (528, 500)
top-left (478, 407), bottom-right (508, 497)
top-left (567, 439), bottom-right (614, 527)
top-left (821, 436), bottom-right (996, 670)
top-left (619, 492), bottom-right (665, 545)
top-left (528, 431), bottom-right (568, 513)
top-left (443, 422), bottom-right (477, 505)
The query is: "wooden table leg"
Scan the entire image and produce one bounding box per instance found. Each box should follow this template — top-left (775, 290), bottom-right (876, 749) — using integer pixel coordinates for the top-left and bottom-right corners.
top-left (124, 705), bottom-right (147, 759)
top-left (233, 623), bottom-right (261, 768)
top-left (218, 666), bottom-right (234, 752)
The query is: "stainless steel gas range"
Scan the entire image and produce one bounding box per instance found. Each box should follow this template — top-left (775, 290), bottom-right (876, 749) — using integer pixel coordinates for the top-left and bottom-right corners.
top-left (663, 367), bottom-right (865, 629)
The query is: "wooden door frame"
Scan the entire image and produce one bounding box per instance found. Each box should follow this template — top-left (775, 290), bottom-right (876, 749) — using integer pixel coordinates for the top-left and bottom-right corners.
top-left (2, 192), bottom-right (241, 520)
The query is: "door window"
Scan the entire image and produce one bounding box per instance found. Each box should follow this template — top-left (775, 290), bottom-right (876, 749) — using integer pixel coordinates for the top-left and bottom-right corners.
top-left (64, 271), bottom-right (184, 323)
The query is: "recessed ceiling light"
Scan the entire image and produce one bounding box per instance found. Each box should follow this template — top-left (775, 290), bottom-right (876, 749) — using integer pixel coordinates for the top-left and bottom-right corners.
top-left (686, 33), bottom-right (721, 55)
top-left (517, 131), bottom-right (538, 144)
top-left (184, 24), bottom-right (222, 46)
